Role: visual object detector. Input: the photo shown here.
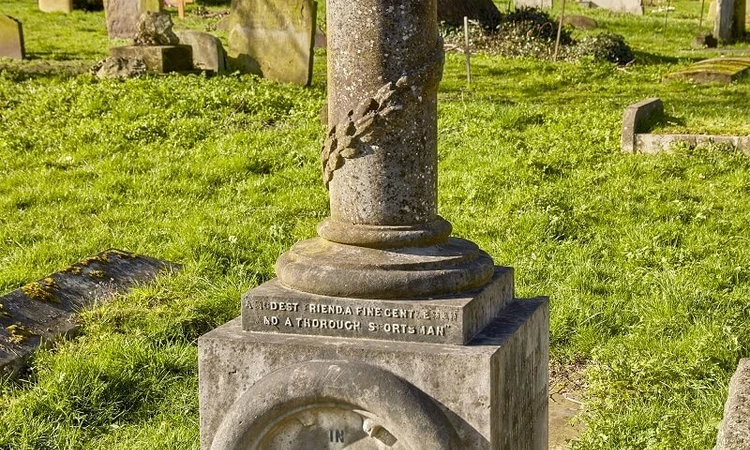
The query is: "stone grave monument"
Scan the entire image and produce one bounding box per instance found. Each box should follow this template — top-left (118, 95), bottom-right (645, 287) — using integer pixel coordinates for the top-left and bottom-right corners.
top-left (104, 0), bottom-right (162, 39)
top-left (199, 0), bottom-right (549, 447)
top-left (227, 0), bottom-right (316, 85)
top-left (109, 12), bottom-right (193, 74)
top-left (0, 15), bottom-right (24, 60)
top-left (39, 0), bottom-right (74, 13)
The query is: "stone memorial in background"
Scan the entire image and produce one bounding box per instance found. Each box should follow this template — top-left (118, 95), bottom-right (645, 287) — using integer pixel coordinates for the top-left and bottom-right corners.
top-left (109, 12), bottom-right (193, 73)
top-left (0, 15), bottom-right (24, 60)
top-left (177, 30), bottom-right (226, 73)
top-left (515, 0), bottom-right (553, 9)
top-left (199, 0), bottom-right (549, 447)
top-left (588, 0), bottom-right (643, 14)
top-left (39, 0), bottom-right (73, 13)
top-left (104, 0), bottom-right (162, 40)
top-left (714, 0), bottom-right (746, 42)
top-left (227, 0), bottom-right (316, 85)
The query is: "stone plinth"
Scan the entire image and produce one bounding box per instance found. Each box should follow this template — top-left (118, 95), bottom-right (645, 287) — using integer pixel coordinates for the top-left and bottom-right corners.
top-left (200, 298), bottom-right (548, 450)
top-left (39, 0), bottom-right (73, 13)
top-left (0, 15), bottom-right (24, 60)
top-left (227, 0), bottom-right (315, 85)
top-left (242, 267), bottom-right (513, 345)
top-left (109, 45), bottom-right (193, 73)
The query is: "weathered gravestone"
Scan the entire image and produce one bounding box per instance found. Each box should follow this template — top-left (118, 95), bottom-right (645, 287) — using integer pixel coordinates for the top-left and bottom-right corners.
top-left (0, 15), bottom-right (24, 60)
top-left (714, 0), bottom-right (746, 42)
top-left (39, 0), bottom-right (73, 13)
top-left (104, 0), bottom-right (162, 39)
top-left (177, 30), bottom-right (226, 73)
top-left (227, 0), bottom-right (316, 85)
top-left (199, 0), bottom-right (549, 447)
top-left (588, 0), bottom-right (643, 14)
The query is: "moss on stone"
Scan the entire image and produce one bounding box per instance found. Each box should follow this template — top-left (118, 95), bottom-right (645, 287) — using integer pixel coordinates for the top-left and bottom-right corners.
top-left (6, 323), bottom-right (35, 345)
top-left (89, 270), bottom-right (106, 279)
top-left (20, 281), bottom-right (59, 303)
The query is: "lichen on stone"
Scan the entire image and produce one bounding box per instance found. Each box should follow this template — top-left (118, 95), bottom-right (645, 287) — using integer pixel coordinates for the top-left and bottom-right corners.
top-left (0, 303), bottom-right (10, 319)
top-left (89, 270), bottom-right (106, 279)
top-left (6, 323), bottom-right (35, 344)
top-left (20, 279), bottom-right (59, 303)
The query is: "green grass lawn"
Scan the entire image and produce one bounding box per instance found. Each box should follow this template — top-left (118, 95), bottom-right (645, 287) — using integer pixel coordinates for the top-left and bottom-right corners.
top-left (1, 0), bottom-right (749, 448)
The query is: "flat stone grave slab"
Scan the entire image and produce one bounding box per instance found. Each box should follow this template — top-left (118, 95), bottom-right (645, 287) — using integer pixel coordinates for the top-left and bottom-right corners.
top-left (0, 15), bottom-right (24, 60)
top-left (0, 249), bottom-right (178, 378)
top-left (109, 45), bottom-right (193, 73)
top-left (667, 57), bottom-right (750, 83)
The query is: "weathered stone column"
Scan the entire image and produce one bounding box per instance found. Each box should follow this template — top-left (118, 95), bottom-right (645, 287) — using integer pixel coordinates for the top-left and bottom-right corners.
top-left (275, 0), bottom-right (494, 299)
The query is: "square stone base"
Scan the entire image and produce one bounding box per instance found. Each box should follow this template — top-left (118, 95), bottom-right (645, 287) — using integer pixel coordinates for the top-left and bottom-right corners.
top-left (199, 298), bottom-right (548, 450)
top-left (109, 45), bottom-right (193, 73)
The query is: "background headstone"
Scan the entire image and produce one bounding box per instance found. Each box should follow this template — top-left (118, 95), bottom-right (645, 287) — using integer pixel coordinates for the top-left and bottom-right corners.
top-left (515, 0), bottom-right (553, 8)
top-left (0, 15), bottom-right (24, 60)
top-left (39, 0), bottom-right (74, 13)
top-left (589, 0), bottom-right (643, 14)
top-left (227, 0), bottom-right (316, 85)
top-left (177, 30), bottom-right (226, 73)
top-left (104, 0), bottom-right (162, 40)
top-left (714, 0), bottom-right (746, 42)
top-left (438, 0), bottom-right (501, 26)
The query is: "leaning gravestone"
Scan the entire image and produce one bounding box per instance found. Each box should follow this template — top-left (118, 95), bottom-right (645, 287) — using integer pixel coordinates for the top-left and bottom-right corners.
top-left (104, 0), bottom-right (162, 39)
top-left (199, 0), bottom-right (549, 447)
top-left (39, 0), bottom-right (73, 13)
top-left (0, 15), bottom-right (24, 60)
top-left (227, 0), bottom-right (316, 85)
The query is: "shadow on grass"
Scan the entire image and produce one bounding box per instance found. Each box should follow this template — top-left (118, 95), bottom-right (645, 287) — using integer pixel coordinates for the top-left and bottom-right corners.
top-left (633, 51), bottom-right (685, 65)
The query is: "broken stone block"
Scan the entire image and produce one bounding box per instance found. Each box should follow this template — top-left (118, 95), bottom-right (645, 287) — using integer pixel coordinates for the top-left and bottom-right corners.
top-left (135, 11), bottom-right (179, 46)
top-left (91, 55), bottom-right (147, 79)
top-left (177, 30), bottom-right (226, 73)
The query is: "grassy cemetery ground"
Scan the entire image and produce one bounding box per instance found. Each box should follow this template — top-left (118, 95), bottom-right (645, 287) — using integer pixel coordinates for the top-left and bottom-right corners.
top-left (1, 0), bottom-right (749, 448)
